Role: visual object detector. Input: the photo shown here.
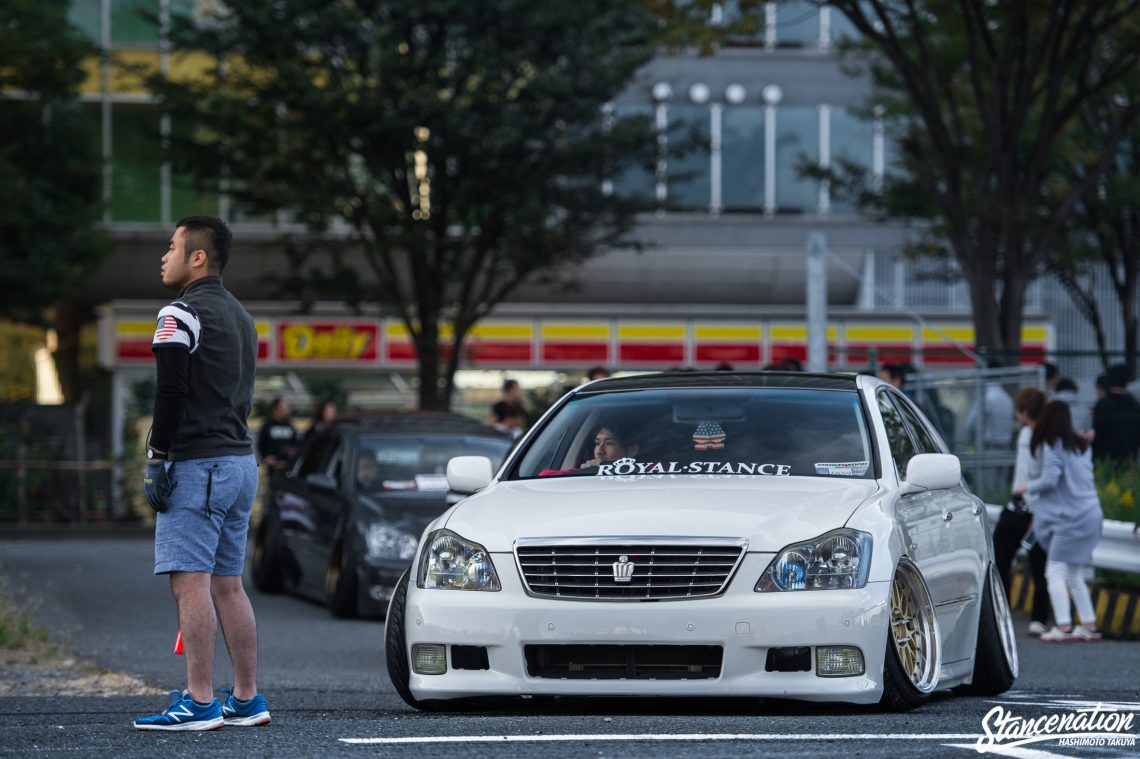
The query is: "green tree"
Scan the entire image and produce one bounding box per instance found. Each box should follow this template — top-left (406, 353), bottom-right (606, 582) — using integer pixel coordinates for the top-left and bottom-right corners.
top-left (821, 1), bottom-right (1140, 366)
top-left (0, 0), bottom-right (106, 327)
top-left (153, 0), bottom-right (659, 410)
top-left (1046, 86), bottom-right (1140, 374)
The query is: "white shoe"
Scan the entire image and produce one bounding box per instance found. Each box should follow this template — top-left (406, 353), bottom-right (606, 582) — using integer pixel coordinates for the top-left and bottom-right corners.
top-left (1027, 621), bottom-right (1047, 635)
top-left (1070, 625), bottom-right (1102, 642)
top-left (1039, 626), bottom-right (1077, 642)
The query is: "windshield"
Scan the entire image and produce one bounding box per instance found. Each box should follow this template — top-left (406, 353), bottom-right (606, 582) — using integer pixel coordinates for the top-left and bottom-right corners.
top-left (512, 387), bottom-right (874, 480)
top-left (356, 434), bottom-right (511, 492)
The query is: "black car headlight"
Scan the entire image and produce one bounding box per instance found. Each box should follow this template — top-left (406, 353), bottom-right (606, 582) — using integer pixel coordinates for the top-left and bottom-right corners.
top-left (365, 524), bottom-right (419, 561)
top-left (756, 529), bottom-right (872, 591)
top-left (416, 529), bottom-right (500, 591)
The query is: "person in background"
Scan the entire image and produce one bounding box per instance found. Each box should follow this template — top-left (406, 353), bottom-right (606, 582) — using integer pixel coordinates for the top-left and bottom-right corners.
top-left (877, 362), bottom-right (908, 393)
top-left (1051, 377), bottom-right (1090, 434)
top-left (1042, 362), bottom-right (1060, 394)
top-left (488, 378), bottom-right (525, 426)
top-left (586, 366), bottom-right (611, 381)
top-left (134, 215), bottom-right (269, 730)
top-left (994, 388), bottom-right (1050, 635)
top-left (962, 368), bottom-right (1015, 500)
top-left (1091, 364), bottom-right (1140, 466)
top-left (1013, 401), bottom-right (1104, 642)
top-left (257, 396), bottom-right (298, 474)
top-left (492, 402), bottom-right (528, 440)
top-left (301, 400), bottom-right (337, 448)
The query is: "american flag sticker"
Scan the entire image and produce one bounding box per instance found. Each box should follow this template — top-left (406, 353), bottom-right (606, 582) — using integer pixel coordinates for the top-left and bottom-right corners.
top-left (692, 420), bottom-right (726, 451)
top-left (154, 315), bottom-right (179, 342)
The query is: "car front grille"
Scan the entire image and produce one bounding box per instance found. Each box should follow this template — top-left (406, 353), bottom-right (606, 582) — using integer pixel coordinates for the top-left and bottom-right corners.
top-left (515, 539), bottom-right (746, 600)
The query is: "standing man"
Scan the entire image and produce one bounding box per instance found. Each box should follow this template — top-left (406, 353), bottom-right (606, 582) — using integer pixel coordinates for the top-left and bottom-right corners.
top-left (134, 216), bottom-right (271, 731)
top-left (257, 396), bottom-right (298, 474)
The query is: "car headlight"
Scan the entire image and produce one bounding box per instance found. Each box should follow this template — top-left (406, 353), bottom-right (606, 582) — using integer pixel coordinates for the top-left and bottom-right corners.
top-left (756, 529), bottom-right (872, 591)
top-left (416, 529), bottom-right (500, 591)
top-left (365, 524), bottom-right (419, 561)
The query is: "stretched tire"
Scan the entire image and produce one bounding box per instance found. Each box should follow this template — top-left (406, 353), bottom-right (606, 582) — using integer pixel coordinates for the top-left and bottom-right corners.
top-left (385, 571), bottom-right (446, 711)
top-left (325, 538), bottom-right (359, 618)
top-left (955, 564), bottom-right (1018, 695)
top-left (880, 557), bottom-right (942, 712)
top-left (250, 512), bottom-right (285, 593)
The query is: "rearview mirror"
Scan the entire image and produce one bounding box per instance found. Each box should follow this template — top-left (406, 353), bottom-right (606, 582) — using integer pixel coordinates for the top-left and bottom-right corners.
top-left (903, 453), bottom-right (961, 492)
top-left (447, 456), bottom-right (493, 494)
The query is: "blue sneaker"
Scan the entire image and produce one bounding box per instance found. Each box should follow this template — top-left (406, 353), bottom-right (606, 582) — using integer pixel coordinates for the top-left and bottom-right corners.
top-left (220, 688), bottom-right (271, 726)
top-left (133, 690), bottom-right (224, 731)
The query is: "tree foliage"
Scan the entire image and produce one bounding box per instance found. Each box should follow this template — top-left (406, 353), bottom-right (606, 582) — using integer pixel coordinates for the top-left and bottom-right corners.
top-left (0, 0), bottom-right (106, 326)
top-left (1046, 78), bottom-right (1140, 373)
top-left (153, 0), bottom-right (660, 409)
top-left (824, 0), bottom-right (1140, 365)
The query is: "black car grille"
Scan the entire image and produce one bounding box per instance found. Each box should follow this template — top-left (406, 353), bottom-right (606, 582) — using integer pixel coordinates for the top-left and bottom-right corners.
top-left (515, 542), bottom-right (744, 600)
top-left (525, 644), bottom-right (723, 679)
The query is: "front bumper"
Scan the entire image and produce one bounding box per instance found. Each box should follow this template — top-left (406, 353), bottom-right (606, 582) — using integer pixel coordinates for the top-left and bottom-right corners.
top-left (402, 552), bottom-right (892, 703)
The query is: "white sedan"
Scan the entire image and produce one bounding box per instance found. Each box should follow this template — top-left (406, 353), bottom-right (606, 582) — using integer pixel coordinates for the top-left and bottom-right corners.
top-left (386, 372), bottom-right (1018, 711)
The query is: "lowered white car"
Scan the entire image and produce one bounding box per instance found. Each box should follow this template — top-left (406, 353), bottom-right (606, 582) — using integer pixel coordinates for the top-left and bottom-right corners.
top-left (386, 372), bottom-right (1018, 711)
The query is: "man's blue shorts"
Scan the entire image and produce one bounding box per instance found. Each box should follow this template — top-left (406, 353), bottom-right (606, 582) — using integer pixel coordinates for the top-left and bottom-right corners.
top-left (154, 454), bottom-right (259, 575)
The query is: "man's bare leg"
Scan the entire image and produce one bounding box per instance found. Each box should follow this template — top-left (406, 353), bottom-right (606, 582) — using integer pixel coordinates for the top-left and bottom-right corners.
top-left (212, 574), bottom-right (258, 699)
top-left (170, 572), bottom-right (216, 704)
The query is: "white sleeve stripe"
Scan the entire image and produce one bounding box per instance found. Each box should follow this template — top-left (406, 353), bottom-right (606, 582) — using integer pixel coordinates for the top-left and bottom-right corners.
top-left (158, 303), bottom-right (201, 341)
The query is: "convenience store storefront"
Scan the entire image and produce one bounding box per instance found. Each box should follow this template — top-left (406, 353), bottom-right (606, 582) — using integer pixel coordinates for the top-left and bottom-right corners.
top-left (98, 300), bottom-right (1052, 457)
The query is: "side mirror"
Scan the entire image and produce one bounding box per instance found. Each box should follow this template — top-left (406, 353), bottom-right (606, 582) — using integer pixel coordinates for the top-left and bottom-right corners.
top-left (903, 453), bottom-right (961, 492)
top-left (305, 472), bottom-right (338, 492)
top-left (447, 456), bottom-right (493, 494)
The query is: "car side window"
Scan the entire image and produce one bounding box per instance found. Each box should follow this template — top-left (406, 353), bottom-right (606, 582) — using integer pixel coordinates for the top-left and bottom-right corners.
top-left (894, 395), bottom-right (942, 454)
top-left (295, 432), bottom-right (337, 479)
top-left (877, 391), bottom-right (917, 480)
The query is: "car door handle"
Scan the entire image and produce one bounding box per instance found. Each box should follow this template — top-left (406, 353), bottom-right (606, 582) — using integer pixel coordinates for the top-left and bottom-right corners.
top-left (942, 511), bottom-right (954, 522)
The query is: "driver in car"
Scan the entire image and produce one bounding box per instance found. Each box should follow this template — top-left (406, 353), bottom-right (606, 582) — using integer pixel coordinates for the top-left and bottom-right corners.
top-left (356, 455), bottom-right (380, 490)
top-left (579, 419), bottom-right (641, 468)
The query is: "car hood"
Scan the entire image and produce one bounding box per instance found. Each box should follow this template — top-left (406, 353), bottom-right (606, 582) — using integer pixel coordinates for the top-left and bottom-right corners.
top-left (443, 476), bottom-right (882, 552)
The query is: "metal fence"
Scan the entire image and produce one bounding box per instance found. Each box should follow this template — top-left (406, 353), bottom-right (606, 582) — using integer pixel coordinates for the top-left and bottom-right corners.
top-left (908, 365), bottom-right (1047, 504)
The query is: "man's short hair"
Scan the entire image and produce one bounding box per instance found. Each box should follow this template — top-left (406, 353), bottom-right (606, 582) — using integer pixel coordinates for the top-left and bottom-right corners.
top-left (1106, 364), bottom-right (1133, 389)
top-left (177, 215), bottom-right (233, 274)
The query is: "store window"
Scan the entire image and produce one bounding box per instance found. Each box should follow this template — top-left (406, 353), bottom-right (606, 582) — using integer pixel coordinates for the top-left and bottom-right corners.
top-left (721, 106), bottom-right (765, 211)
top-left (112, 0), bottom-right (159, 44)
top-left (775, 107), bottom-right (819, 212)
top-left (68, 0), bottom-right (101, 41)
top-left (609, 104), bottom-right (655, 205)
top-left (776, 0), bottom-right (820, 47)
top-left (830, 108), bottom-right (874, 213)
top-left (112, 104), bottom-right (161, 222)
top-left (666, 105), bottom-right (711, 211)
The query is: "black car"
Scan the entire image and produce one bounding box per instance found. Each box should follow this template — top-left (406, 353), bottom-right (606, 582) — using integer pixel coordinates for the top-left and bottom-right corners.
top-left (251, 412), bottom-right (513, 618)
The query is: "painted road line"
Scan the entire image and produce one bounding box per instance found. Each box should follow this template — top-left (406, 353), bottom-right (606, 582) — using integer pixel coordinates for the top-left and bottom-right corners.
top-left (944, 743), bottom-right (1078, 759)
top-left (340, 733), bottom-right (978, 745)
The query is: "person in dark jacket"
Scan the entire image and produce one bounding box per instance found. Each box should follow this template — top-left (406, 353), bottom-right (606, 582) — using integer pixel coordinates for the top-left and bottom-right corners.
top-left (1091, 364), bottom-right (1140, 466)
top-left (134, 216), bottom-right (270, 730)
top-left (257, 396), bottom-right (298, 472)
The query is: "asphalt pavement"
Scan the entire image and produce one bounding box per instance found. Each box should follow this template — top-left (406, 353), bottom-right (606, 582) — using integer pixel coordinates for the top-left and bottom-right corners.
top-left (1, 537), bottom-right (1138, 758)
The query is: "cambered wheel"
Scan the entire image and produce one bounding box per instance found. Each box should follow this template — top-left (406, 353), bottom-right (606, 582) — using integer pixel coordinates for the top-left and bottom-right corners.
top-left (250, 513), bottom-right (285, 593)
top-left (880, 557), bottom-right (942, 712)
top-left (385, 571), bottom-right (447, 711)
top-left (955, 564), bottom-right (1018, 695)
top-left (325, 538), bottom-right (358, 618)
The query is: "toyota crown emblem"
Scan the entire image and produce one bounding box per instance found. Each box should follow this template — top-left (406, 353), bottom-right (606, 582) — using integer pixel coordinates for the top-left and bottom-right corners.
top-left (612, 555), bottom-right (635, 583)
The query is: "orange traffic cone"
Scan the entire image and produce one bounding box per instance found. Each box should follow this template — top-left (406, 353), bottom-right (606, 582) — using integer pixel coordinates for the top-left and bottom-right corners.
top-left (174, 630), bottom-right (184, 655)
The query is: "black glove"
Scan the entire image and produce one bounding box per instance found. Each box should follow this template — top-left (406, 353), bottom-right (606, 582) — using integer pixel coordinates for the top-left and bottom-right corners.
top-left (143, 460), bottom-right (174, 513)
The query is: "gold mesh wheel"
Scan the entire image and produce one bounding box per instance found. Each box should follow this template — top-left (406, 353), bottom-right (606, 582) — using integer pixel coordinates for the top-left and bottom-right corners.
top-left (889, 559), bottom-right (940, 693)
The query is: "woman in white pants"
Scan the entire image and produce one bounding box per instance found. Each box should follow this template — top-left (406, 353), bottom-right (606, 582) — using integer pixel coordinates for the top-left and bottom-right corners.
top-left (1013, 400), bottom-right (1103, 642)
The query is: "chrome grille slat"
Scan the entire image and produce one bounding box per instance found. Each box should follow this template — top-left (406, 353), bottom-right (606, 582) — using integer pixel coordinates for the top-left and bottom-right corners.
top-left (515, 541), bottom-right (744, 601)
